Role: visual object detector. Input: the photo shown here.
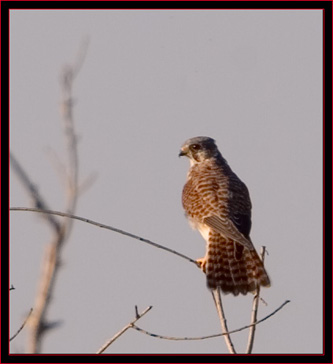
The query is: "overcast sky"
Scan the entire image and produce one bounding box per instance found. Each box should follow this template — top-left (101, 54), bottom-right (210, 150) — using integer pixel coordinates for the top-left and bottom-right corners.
top-left (10, 9), bottom-right (323, 354)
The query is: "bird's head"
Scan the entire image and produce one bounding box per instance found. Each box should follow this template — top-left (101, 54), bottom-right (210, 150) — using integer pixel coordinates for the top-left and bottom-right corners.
top-left (179, 136), bottom-right (219, 165)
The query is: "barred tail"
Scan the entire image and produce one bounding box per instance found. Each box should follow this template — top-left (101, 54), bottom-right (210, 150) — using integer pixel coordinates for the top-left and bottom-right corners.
top-left (205, 232), bottom-right (270, 295)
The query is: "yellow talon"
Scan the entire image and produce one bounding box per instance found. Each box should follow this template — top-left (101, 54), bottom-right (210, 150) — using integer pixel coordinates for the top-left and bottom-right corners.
top-left (196, 257), bottom-right (207, 273)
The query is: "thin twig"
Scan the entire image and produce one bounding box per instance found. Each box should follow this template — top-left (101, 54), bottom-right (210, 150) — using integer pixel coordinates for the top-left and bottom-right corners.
top-left (9, 285), bottom-right (15, 291)
top-left (10, 207), bottom-right (197, 265)
top-left (96, 306), bottom-right (152, 354)
top-left (132, 300), bottom-right (290, 341)
top-left (212, 288), bottom-right (236, 353)
top-left (69, 36), bottom-right (89, 80)
top-left (10, 309), bottom-right (33, 342)
top-left (10, 153), bottom-right (61, 234)
top-left (246, 246), bottom-right (266, 354)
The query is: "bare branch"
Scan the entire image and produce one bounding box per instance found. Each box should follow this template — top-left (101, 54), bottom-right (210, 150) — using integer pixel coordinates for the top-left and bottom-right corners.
top-left (212, 288), bottom-right (236, 353)
top-left (96, 306), bottom-right (152, 354)
top-left (132, 300), bottom-right (290, 341)
top-left (24, 39), bottom-right (88, 353)
top-left (10, 155), bottom-right (67, 353)
top-left (246, 246), bottom-right (266, 354)
top-left (10, 207), bottom-right (197, 265)
top-left (10, 309), bottom-right (33, 342)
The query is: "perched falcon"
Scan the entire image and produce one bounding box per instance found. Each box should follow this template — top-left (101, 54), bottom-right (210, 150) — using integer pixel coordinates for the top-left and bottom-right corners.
top-left (179, 136), bottom-right (270, 295)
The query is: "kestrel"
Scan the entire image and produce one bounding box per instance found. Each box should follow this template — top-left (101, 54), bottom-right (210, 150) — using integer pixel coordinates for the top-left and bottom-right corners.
top-left (179, 136), bottom-right (270, 295)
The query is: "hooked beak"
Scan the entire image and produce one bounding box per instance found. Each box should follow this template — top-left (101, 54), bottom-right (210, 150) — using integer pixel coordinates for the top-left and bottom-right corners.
top-left (178, 150), bottom-right (186, 157)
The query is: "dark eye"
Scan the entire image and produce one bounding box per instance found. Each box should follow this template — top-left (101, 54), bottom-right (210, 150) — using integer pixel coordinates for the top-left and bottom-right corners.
top-left (191, 144), bottom-right (201, 151)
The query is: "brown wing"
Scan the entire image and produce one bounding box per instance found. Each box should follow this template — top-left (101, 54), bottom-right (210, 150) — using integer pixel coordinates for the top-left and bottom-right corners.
top-left (196, 168), bottom-right (252, 248)
top-left (204, 215), bottom-right (254, 250)
top-left (182, 162), bottom-right (254, 251)
top-left (227, 172), bottom-right (252, 238)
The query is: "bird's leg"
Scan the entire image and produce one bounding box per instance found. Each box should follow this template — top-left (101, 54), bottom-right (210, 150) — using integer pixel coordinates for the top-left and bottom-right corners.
top-left (196, 256), bottom-right (207, 273)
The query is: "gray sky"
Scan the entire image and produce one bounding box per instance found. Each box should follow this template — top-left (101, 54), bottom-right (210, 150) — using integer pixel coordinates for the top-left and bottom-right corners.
top-left (10, 9), bottom-right (323, 354)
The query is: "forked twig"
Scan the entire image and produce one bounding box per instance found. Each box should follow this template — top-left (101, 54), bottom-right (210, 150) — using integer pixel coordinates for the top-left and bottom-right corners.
top-left (132, 300), bottom-right (290, 341)
top-left (96, 306), bottom-right (152, 354)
